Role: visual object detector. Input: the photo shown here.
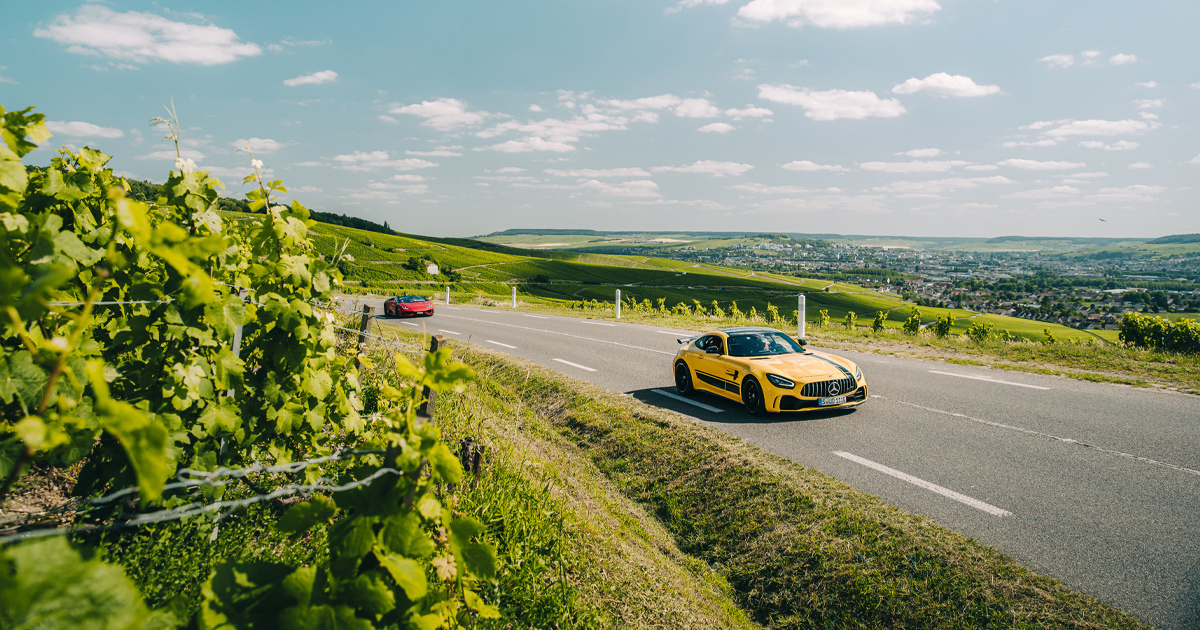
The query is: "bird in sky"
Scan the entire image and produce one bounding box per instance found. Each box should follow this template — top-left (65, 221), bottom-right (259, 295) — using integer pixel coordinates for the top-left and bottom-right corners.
top-left (1099, 218), bottom-right (1107, 222)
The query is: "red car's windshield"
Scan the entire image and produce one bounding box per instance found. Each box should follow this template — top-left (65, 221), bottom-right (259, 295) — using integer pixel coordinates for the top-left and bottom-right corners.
top-left (395, 296), bottom-right (429, 303)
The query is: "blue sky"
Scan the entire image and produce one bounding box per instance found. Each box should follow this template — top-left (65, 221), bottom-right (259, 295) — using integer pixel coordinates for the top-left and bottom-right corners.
top-left (3, 0), bottom-right (1198, 238)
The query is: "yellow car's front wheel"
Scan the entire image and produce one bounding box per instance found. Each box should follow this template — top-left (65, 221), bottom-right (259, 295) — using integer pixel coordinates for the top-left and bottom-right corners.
top-left (742, 376), bottom-right (767, 416)
top-left (674, 360), bottom-right (694, 395)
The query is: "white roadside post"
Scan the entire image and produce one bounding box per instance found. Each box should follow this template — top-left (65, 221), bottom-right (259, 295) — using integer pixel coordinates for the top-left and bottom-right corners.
top-left (445, 286), bottom-right (450, 305)
top-left (798, 293), bottom-right (806, 339)
top-left (511, 286), bottom-right (517, 308)
top-left (615, 289), bottom-right (621, 320)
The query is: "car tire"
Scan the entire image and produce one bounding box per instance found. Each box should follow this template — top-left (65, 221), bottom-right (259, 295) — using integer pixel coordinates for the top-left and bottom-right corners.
top-left (674, 361), bottom-right (693, 395)
top-left (742, 376), bottom-right (767, 416)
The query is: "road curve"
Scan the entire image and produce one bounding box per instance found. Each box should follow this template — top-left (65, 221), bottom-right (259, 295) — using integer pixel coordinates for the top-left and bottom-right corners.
top-left (344, 298), bottom-right (1199, 629)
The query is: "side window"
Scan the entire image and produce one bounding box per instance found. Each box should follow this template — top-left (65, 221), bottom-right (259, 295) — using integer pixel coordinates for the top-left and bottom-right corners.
top-left (696, 335), bottom-right (724, 354)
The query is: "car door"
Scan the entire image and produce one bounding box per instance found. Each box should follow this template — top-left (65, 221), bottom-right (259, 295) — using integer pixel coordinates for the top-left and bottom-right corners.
top-left (690, 335), bottom-right (741, 400)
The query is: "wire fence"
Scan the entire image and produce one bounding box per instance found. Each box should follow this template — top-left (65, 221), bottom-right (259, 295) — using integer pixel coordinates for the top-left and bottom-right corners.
top-left (2, 281), bottom-right (442, 544)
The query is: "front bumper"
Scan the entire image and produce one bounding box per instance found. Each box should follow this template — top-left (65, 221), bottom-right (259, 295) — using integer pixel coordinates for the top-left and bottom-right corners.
top-left (770, 385), bottom-right (867, 412)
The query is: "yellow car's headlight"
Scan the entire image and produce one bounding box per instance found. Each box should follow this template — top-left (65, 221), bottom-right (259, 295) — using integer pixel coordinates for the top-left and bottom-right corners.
top-left (855, 365), bottom-right (862, 381)
top-left (766, 373), bottom-right (795, 389)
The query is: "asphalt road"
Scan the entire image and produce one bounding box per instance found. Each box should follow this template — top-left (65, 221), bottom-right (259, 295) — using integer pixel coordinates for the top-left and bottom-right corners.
top-left (346, 298), bottom-right (1199, 629)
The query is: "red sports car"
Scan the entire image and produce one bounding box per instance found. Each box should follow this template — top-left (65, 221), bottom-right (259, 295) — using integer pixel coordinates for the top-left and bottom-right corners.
top-left (384, 294), bottom-right (434, 317)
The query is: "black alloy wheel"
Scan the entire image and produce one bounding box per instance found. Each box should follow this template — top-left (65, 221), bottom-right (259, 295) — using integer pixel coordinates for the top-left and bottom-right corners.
top-left (742, 377), bottom-right (766, 416)
top-left (674, 361), bottom-right (693, 395)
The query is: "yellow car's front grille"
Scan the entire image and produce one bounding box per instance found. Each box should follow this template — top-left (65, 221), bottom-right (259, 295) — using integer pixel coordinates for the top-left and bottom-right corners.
top-left (800, 377), bottom-right (857, 398)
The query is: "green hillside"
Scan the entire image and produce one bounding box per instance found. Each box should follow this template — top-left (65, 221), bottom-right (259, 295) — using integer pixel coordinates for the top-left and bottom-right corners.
top-left (282, 215), bottom-right (1096, 342)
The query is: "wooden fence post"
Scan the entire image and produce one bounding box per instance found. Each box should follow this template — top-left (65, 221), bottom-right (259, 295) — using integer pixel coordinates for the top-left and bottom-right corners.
top-left (354, 305), bottom-right (374, 370)
top-left (417, 334), bottom-right (446, 422)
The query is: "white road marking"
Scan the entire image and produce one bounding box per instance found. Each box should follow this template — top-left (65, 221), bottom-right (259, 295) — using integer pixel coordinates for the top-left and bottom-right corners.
top-left (486, 340), bottom-right (516, 349)
top-left (929, 370), bottom-right (1050, 390)
top-left (436, 313), bottom-right (674, 355)
top-left (523, 314), bottom-right (549, 319)
top-left (402, 322), bottom-right (419, 327)
top-left (651, 389), bottom-right (724, 413)
top-left (583, 321), bottom-right (616, 326)
top-left (438, 329), bottom-right (461, 335)
top-left (833, 451), bottom-right (1012, 517)
top-left (554, 358), bottom-right (597, 372)
top-left (875, 395), bottom-right (1200, 478)
top-left (658, 330), bottom-right (693, 335)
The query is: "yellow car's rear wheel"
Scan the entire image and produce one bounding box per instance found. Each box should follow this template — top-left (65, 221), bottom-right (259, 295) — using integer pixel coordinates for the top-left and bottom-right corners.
top-left (674, 360), bottom-right (694, 395)
top-left (742, 376), bottom-right (767, 416)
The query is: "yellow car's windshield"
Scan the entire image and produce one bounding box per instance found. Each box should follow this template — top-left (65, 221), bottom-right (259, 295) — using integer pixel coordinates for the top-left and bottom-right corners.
top-left (727, 332), bottom-right (805, 357)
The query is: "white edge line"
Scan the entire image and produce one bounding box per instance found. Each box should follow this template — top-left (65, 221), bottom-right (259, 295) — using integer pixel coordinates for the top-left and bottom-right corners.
top-left (438, 329), bottom-right (461, 335)
top-left (486, 340), bottom-right (516, 349)
top-left (437, 313), bottom-right (673, 355)
top-left (651, 389), bottom-right (724, 413)
top-left (657, 330), bottom-right (692, 335)
top-left (834, 451), bottom-right (1012, 517)
top-left (582, 321), bottom-right (616, 326)
top-left (928, 370), bottom-right (1050, 390)
top-left (553, 358), bottom-right (597, 372)
top-left (523, 314), bottom-right (549, 319)
top-left (402, 322), bottom-right (419, 327)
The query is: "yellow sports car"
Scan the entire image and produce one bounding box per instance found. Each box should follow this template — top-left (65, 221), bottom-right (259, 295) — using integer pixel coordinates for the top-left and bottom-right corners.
top-left (673, 326), bottom-right (867, 415)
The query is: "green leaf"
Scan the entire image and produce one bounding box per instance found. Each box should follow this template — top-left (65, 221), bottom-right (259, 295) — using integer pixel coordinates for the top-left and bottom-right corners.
top-left (376, 552), bottom-right (427, 601)
top-left (0, 537), bottom-right (153, 630)
top-left (98, 400), bottom-right (169, 503)
top-left (277, 605), bottom-right (373, 630)
top-left (341, 571), bottom-right (396, 616)
top-left (380, 512), bottom-right (435, 559)
top-left (427, 442), bottom-right (462, 485)
top-left (328, 517), bottom-right (375, 578)
top-left (278, 495), bottom-right (338, 534)
top-left (200, 562), bottom-right (300, 629)
top-left (1, 352), bottom-right (48, 411)
top-left (463, 589), bottom-right (501, 619)
top-left (0, 160), bottom-right (27, 193)
top-left (451, 517), bottom-right (497, 581)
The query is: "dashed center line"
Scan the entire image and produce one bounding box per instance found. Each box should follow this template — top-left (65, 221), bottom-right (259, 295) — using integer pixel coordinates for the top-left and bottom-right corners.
top-left (486, 340), bottom-right (516, 349)
top-left (553, 358), bottom-right (597, 372)
top-left (929, 370), bottom-right (1050, 390)
top-left (834, 451), bottom-right (1012, 517)
top-left (651, 389), bottom-right (724, 413)
top-left (658, 330), bottom-right (693, 336)
top-left (522, 314), bottom-right (549, 319)
top-left (401, 322), bottom-right (419, 327)
top-left (438, 329), bottom-right (461, 335)
top-left (436, 313), bottom-right (673, 355)
top-left (582, 321), bottom-right (615, 327)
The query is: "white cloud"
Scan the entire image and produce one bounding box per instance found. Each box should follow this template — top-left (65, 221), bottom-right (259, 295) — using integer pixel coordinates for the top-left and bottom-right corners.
top-left (0, 75), bottom-right (17, 84)
top-left (963, 164), bottom-right (999, 171)
top-left (1081, 50), bottom-right (1101, 60)
top-left (391, 98), bottom-right (489, 131)
top-left (1128, 161), bottom-right (1153, 169)
top-left (493, 167), bottom-right (526, 174)
top-left (1060, 171), bottom-right (1109, 184)
top-left (1037, 119), bottom-right (1155, 137)
top-left (674, 98), bottom-right (720, 118)
top-left (1088, 184), bottom-right (1164, 202)
top-left (736, 0), bottom-right (941, 29)
top-left (665, 0), bottom-right (732, 13)
top-left (295, 185), bottom-right (323, 193)
top-left (388, 174), bottom-right (428, 182)
top-left (600, 94), bottom-right (683, 111)
top-left (725, 105), bottom-right (774, 119)
top-left (875, 175), bottom-right (1015, 195)
top-left (577, 179), bottom-right (661, 198)
top-left (233, 137), bottom-right (283, 153)
top-left (781, 160), bottom-right (848, 172)
top-left (1136, 81), bottom-right (1158, 88)
top-left (45, 120), bottom-right (124, 138)
top-left (1078, 140), bottom-right (1137, 151)
top-left (699, 122), bottom-right (736, 133)
top-left (1140, 111), bottom-right (1159, 120)
top-left (651, 160), bottom-right (754, 177)
top-left (1002, 139), bottom-right (1061, 148)
top-left (1004, 186), bottom-right (1080, 199)
top-left (899, 148), bottom-right (940, 157)
top-left (1110, 53), bottom-right (1138, 65)
top-left (730, 183), bottom-right (814, 194)
top-left (545, 167), bottom-right (651, 178)
top-left (33, 6), bottom-right (261, 65)
top-left (997, 158), bottom-right (1085, 170)
top-left (1038, 54), bottom-right (1074, 68)
top-left (483, 138), bottom-right (576, 153)
top-left (1190, 154), bottom-right (1200, 165)
top-left (283, 70), bottom-right (337, 86)
top-left (1134, 98), bottom-right (1163, 109)
top-left (406, 146), bottom-right (464, 157)
top-left (892, 73), bottom-right (1000, 98)
top-left (332, 151), bottom-right (438, 171)
top-left (136, 149), bottom-right (205, 161)
top-left (861, 160), bottom-right (967, 173)
top-left (758, 84), bottom-right (906, 120)
top-left (528, 104), bottom-right (544, 112)
top-left (378, 115), bottom-right (397, 123)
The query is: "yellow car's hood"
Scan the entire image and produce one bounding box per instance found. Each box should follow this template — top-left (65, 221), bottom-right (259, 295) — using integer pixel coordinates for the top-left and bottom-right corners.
top-left (740, 351), bottom-right (855, 380)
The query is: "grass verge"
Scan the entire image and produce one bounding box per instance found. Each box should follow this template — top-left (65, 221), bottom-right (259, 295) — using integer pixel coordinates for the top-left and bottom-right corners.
top-left (428, 335), bottom-right (1154, 630)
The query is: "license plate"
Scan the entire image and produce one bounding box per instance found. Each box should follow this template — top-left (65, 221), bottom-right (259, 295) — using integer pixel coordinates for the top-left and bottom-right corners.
top-left (818, 395), bottom-right (847, 406)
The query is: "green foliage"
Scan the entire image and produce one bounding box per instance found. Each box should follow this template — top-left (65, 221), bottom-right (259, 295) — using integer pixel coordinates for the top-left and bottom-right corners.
top-left (728, 301), bottom-right (744, 321)
top-left (710, 300), bottom-right (725, 319)
top-left (816, 309), bottom-right (830, 328)
top-left (844, 311), bottom-right (857, 329)
top-left (903, 309), bottom-right (922, 335)
top-left (932, 314), bottom-right (954, 337)
top-left (966, 321), bottom-right (997, 343)
top-left (1119, 312), bottom-right (1200, 353)
top-left (1043, 328), bottom-right (1057, 345)
top-left (765, 303), bottom-right (780, 324)
top-left (872, 310), bottom-right (889, 333)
